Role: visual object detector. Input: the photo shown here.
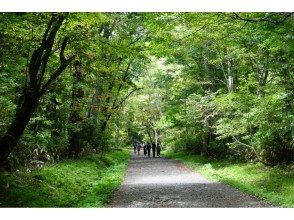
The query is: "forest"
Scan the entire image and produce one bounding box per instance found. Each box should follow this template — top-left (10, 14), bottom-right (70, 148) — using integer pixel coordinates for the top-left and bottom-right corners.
top-left (0, 12), bottom-right (293, 207)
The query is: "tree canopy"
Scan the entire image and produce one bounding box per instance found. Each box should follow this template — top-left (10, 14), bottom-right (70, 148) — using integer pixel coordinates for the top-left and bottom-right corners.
top-left (0, 12), bottom-right (293, 168)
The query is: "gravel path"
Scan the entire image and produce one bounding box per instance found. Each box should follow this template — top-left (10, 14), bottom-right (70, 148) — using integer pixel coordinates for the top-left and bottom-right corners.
top-left (108, 153), bottom-right (272, 208)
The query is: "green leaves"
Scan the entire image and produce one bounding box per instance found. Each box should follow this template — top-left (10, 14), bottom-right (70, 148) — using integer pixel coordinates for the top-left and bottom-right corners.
top-left (0, 12), bottom-right (293, 166)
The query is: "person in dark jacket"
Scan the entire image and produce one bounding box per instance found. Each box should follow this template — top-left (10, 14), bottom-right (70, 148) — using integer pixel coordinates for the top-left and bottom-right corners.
top-left (152, 142), bottom-right (156, 157)
top-left (143, 143), bottom-right (147, 156)
top-left (157, 141), bottom-right (161, 157)
top-left (146, 142), bottom-right (151, 158)
top-left (137, 143), bottom-right (141, 155)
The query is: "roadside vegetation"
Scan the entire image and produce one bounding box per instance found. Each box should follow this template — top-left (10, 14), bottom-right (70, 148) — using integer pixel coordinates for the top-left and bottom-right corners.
top-left (163, 151), bottom-right (294, 207)
top-left (0, 149), bottom-right (130, 207)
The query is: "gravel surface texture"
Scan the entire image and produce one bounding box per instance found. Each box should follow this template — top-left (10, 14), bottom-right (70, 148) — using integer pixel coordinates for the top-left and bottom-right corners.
top-left (108, 153), bottom-right (272, 208)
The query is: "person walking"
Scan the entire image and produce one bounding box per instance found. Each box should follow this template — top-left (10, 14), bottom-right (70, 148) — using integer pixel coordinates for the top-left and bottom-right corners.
top-left (152, 142), bottom-right (156, 158)
top-left (143, 143), bottom-right (147, 156)
top-left (146, 142), bottom-right (151, 158)
top-left (137, 143), bottom-right (141, 155)
top-left (156, 141), bottom-right (161, 157)
top-left (133, 143), bottom-right (137, 154)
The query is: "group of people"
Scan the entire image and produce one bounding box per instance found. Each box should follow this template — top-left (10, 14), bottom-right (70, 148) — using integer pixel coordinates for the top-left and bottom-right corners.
top-left (133, 142), bottom-right (161, 157)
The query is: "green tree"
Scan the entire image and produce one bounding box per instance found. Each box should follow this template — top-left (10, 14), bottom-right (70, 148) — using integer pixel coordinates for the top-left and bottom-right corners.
top-left (0, 13), bottom-right (74, 163)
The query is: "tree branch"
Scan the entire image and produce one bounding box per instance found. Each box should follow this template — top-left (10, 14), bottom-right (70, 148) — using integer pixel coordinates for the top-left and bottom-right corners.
top-left (105, 87), bottom-right (143, 122)
top-left (29, 13), bottom-right (67, 91)
top-left (113, 87), bottom-right (143, 111)
top-left (231, 12), bottom-right (293, 24)
top-left (177, 13), bottom-right (226, 42)
top-left (39, 37), bottom-right (75, 96)
top-left (232, 136), bottom-right (270, 165)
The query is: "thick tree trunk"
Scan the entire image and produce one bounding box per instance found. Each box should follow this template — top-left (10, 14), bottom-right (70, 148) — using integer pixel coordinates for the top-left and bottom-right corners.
top-left (100, 120), bottom-right (107, 133)
top-left (0, 94), bottom-right (38, 163)
top-left (99, 120), bottom-right (108, 156)
top-left (88, 84), bottom-right (101, 139)
top-left (202, 134), bottom-right (210, 156)
top-left (146, 127), bottom-right (153, 144)
top-left (115, 119), bottom-right (120, 148)
top-left (69, 132), bottom-right (81, 157)
top-left (0, 14), bottom-right (73, 164)
top-left (202, 118), bottom-right (211, 157)
top-left (282, 69), bottom-right (294, 113)
top-left (154, 129), bottom-right (158, 147)
top-left (68, 61), bottom-right (83, 157)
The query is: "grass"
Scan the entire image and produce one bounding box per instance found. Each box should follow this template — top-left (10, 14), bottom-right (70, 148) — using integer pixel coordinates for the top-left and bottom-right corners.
top-left (0, 149), bottom-right (130, 207)
top-left (163, 150), bottom-right (294, 207)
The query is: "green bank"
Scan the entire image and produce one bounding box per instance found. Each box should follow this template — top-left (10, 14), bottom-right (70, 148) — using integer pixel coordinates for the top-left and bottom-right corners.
top-left (0, 149), bottom-right (130, 207)
top-left (163, 151), bottom-right (294, 207)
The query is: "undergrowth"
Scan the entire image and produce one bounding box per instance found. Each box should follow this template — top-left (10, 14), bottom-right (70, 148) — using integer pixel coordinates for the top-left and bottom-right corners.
top-left (0, 149), bottom-right (130, 207)
top-left (163, 150), bottom-right (294, 207)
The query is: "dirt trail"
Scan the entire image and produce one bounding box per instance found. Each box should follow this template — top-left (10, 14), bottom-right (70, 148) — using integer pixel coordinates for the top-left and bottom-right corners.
top-left (108, 153), bottom-right (272, 208)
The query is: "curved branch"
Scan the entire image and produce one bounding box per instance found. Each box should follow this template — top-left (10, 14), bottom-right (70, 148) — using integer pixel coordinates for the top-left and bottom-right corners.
top-left (39, 37), bottom-right (75, 96)
top-left (232, 136), bottom-right (271, 166)
top-left (113, 87), bottom-right (143, 110)
top-left (231, 12), bottom-right (293, 24)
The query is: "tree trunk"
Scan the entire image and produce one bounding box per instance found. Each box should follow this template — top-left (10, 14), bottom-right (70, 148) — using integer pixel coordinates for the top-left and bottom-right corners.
top-left (68, 60), bottom-right (83, 157)
top-left (69, 132), bottom-right (81, 157)
top-left (154, 129), bottom-right (158, 147)
top-left (115, 118), bottom-right (120, 148)
top-left (227, 59), bottom-right (234, 93)
top-left (98, 120), bottom-right (108, 156)
top-left (146, 127), bottom-right (153, 144)
top-left (0, 93), bottom-right (38, 163)
top-left (202, 134), bottom-right (209, 156)
top-left (282, 68), bottom-right (294, 113)
top-left (88, 84), bottom-right (101, 139)
top-left (0, 13), bottom-right (73, 164)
